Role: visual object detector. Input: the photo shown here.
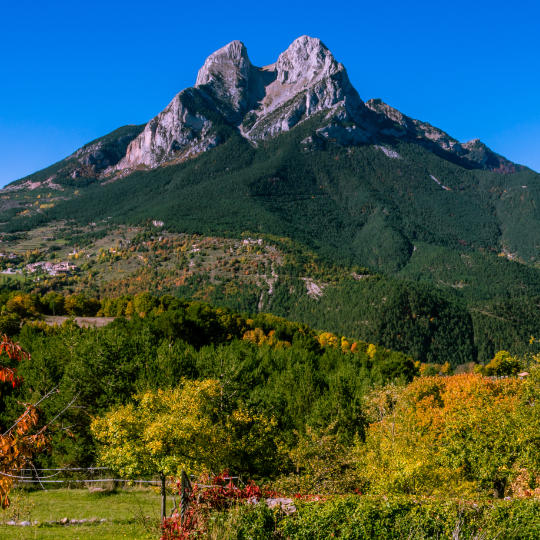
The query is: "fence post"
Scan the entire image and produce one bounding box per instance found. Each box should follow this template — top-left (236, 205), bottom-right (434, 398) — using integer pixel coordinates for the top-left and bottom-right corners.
top-left (180, 470), bottom-right (191, 525)
top-left (160, 474), bottom-right (166, 521)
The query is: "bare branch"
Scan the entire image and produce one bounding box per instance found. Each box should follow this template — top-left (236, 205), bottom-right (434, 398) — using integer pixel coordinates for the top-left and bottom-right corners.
top-left (2, 386), bottom-right (59, 437)
top-left (37, 392), bottom-right (80, 435)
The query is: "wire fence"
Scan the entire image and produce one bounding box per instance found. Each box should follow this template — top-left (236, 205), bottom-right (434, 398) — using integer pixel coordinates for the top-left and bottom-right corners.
top-left (5, 467), bottom-right (243, 490)
top-left (5, 466), bottom-right (163, 488)
top-left (4, 467), bottom-right (248, 522)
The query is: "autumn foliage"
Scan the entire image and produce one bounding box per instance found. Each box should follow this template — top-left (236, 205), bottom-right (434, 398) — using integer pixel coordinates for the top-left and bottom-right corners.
top-left (161, 472), bottom-right (265, 540)
top-left (0, 335), bottom-right (48, 508)
top-left (0, 335), bottom-right (27, 388)
top-left (361, 371), bottom-right (540, 498)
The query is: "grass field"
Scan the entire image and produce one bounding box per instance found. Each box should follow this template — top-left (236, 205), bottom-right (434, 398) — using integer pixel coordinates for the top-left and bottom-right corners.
top-left (0, 488), bottom-right (162, 539)
top-left (0, 273), bottom-right (25, 284)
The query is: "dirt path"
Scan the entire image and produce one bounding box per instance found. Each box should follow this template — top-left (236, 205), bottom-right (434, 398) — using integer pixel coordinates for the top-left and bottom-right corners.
top-left (43, 316), bottom-right (115, 328)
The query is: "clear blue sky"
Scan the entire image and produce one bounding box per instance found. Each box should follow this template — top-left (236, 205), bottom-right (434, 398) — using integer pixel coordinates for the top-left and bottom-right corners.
top-left (2, 0), bottom-right (539, 186)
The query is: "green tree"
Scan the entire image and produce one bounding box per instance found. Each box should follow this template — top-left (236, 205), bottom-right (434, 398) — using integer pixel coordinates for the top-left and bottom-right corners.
top-left (91, 379), bottom-right (282, 516)
top-left (479, 350), bottom-right (522, 376)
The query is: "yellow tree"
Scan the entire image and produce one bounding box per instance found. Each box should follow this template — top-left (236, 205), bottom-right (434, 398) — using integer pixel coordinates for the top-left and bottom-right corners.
top-left (91, 379), bottom-right (282, 518)
top-left (360, 373), bottom-right (539, 497)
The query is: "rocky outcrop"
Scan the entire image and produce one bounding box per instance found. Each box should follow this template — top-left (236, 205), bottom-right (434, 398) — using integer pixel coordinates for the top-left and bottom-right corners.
top-left (460, 138), bottom-right (521, 173)
top-left (115, 88), bottom-right (219, 170)
top-left (366, 98), bottom-right (521, 172)
top-left (366, 98), bottom-right (465, 152)
top-left (66, 124), bottom-right (144, 178)
top-left (242, 36), bottom-right (366, 141)
top-left (195, 40), bottom-right (256, 121)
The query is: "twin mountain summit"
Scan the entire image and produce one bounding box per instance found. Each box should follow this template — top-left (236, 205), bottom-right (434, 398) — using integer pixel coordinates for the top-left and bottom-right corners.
top-left (4, 36), bottom-right (540, 350)
top-left (14, 35), bottom-right (524, 177)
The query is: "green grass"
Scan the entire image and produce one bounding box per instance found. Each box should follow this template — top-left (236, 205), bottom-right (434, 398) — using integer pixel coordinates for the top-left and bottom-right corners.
top-left (0, 522), bottom-right (156, 540)
top-left (0, 488), bottom-right (162, 539)
top-left (0, 274), bottom-right (25, 284)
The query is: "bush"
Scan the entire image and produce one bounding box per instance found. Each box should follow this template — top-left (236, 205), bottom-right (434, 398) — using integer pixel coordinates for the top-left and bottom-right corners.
top-left (276, 496), bottom-right (540, 540)
top-left (206, 503), bottom-right (278, 540)
top-left (0, 313), bottom-right (21, 336)
top-left (202, 496), bottom-right (540, 539)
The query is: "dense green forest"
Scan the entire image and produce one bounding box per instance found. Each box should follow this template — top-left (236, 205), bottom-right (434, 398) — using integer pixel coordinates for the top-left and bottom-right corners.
top-left (6, 115), bottom-right (540, 274)
top-left (2, 273), bottom-right (540, 367)
top-left (0, 296), bottom-right (538, 539)
top-left (0, 297), bottom-right (415, 470)
top-left (3, 110), bottom-right (540, 375)
top-left (0, 293), bottom-right (535, 469)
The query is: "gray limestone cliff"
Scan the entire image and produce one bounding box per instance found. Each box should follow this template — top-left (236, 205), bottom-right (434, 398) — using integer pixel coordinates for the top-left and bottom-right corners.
top-left (240, 36), bottom-right (367, 141)
top-left (114, 36), bottom-right (370, 173)
top-left (109, 36), bottom-right (520, 174)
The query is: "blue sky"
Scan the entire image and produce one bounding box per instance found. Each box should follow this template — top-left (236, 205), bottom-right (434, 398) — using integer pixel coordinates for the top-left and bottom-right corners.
top-left (1, 0), bottom-right (539, 186)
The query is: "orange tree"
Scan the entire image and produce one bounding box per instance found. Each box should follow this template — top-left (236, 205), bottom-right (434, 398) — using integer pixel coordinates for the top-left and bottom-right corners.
top-left (0, 335), bottom-right (49, 508)
top-left (361, 371), bottom-right (540, 498)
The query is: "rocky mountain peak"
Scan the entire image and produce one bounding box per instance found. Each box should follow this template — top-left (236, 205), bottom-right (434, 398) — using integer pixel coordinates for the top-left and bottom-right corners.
top-left (195, 40), bottom-right (253, 115)
top-left (241, 36), bottom-right (364, 141)
top-left (195, 40), bottom-right (251, 89)
top-left (108, 37), bottom-right (519, 175)
top-left (111, 35), bottom-right (366, 172)
top-left (275, 36), bottom-right (340, 86)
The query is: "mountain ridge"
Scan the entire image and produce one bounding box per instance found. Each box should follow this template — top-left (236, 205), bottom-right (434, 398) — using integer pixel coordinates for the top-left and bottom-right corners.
top-left (5, 35), bottom-right (526, 191)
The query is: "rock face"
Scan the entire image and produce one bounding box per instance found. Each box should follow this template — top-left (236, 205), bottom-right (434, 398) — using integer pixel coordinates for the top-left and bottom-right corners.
top-left (69, 125), bottom-right (144, 177)
top-left (195, 40), bottom-right (254, 119)
top-left (366, 98), bottom-right (522, 172)
top-left (115, 88), bottom-right (219, 170)
top-left (460, 138), bottom-right (520, 173)
top-left (241, 36), bottom-right (366, 141)
top-left (110, 36), bottom-right (520, 174)
top-left (114, 36), bottom-right (370, 172)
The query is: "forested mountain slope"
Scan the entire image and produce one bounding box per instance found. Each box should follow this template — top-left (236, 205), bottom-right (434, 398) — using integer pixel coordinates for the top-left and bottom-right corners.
top-left (2, 36), bottom-right (540, 365)
top-left (7, 120), bottom-right (540, 272)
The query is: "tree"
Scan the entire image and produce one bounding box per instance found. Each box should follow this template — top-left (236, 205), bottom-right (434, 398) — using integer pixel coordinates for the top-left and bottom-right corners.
top-left (4, 294), bottom-right (38, 319)
top-left (92, 380), bottom-right (224, 479)
top-left (479, 350), bottom-right (522, 376)
top-left (91, 379), bottom-right (282, 518)
top-left (0, 335), bottom-right (48, 508)
top-left (360, 373), bottom-right (539, 498)
top-left (41, 291), bottom-right (65, 316)
top-left (64, 294), bottom-right (100, 316)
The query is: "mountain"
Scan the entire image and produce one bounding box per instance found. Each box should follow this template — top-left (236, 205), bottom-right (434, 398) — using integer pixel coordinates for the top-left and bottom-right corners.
top-left (3, 36), bottom-right (540, 263)
top-left (365, 99), bottom-right (522, 173)
top-left (8, 35), bottom-right (520, 187)
top-left (104, 35), bottom-right (523, 176)
top-left (2, 36), bottom-right (540, 366)
top-left (112, 36), bottom-right (366, 172)
top-left (6, 125), bottom-right (144, 190)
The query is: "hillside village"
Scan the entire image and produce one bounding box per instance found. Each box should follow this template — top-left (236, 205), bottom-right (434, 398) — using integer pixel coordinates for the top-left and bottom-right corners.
top-left (25, 260), bottom-right (77, 276)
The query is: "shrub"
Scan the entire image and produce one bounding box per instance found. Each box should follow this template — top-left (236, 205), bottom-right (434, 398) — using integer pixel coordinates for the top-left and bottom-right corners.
top-left (277, 496), bottom-right (540, 540)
